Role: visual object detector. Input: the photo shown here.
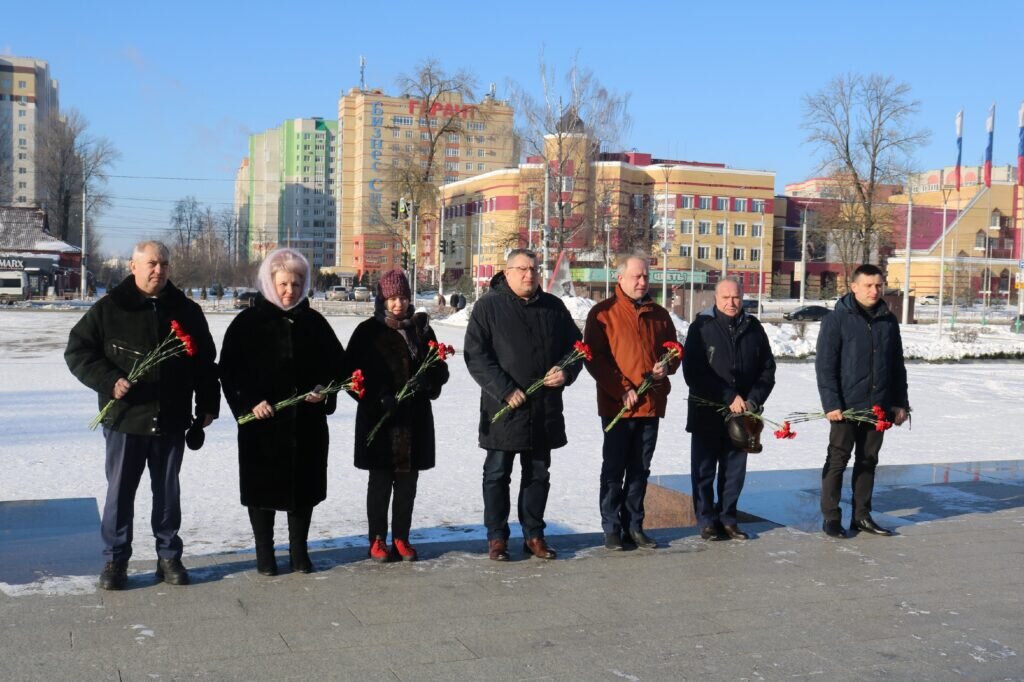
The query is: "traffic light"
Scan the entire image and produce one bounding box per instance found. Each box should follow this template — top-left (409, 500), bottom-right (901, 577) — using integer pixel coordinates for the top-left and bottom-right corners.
top-left (401, 251), bottom-right (409, 269)
top-left (439, 240), bottom-right (447, 255)
top-left (399, 197), bottom-right (408, 217)
top-left (390, 201), bottom-right (399, 219)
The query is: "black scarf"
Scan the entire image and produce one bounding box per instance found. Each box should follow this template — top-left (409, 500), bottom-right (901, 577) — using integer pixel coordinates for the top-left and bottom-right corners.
top-left (376, 305), bottom-right (419, 360)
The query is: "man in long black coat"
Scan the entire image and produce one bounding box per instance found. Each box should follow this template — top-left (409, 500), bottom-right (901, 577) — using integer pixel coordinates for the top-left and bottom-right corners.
top-left (816, 264), bottom-right (909, 538)
top-left (65, 241), bottom-right (220, 590)
top-left (464, 249), bottom-right (583, 561)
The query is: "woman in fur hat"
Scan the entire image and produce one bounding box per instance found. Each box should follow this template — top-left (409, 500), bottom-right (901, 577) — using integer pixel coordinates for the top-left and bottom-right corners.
top-left (344, 269), bottom-right (449, 562)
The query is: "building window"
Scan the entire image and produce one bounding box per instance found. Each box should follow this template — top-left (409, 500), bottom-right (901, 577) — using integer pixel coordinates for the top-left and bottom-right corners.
top-left (680, 219), bottom-right (693, 234)
top-left (467, 121), bottom-right (486, 131)
top-left (464, 163), bottom-right (473, 170)
top-left (752, 199), bottom-right (766, 213)
top-left (715, 247), bottom-right (724, 260)
top-left (679, 245), bottom-right (691, 257)
top-left (17, 124), bottom-right (26, 132)
top-left (17, 109), bottom-right (26, 117)
top-left (18, 80), bottom-right (27, 88)
top-left (445, 148), bottom-right (459, 157)
top-left (478, 149), bottom-right (485, 157)
top-left (699, 196), bottom-right (711, 210)
top-left (715, 197), bottom-right (728, 211)
top-left (448, 133), bottom-right (460, 143)
top-left (477, 163), bottom-right (485, 170)
top-left (697, 246), bottom-right (710, 259)
top-left (752, 223), bottom-right (763, 237)
top-left (561, 177), bottom-right (574, 192)
top-left (392, 129), bottom-right (401, 138)
top-left (716, 221), bottom-right (725, 236)
top-left (698, 220), bottom-right (711, 235)
top-left (751, 248), bottom-right (761, 262)
top-left (732, 247), bottom-right (745, 261)
top-left (445, 161), bottom-right (458, 171)
top-left (392, 115), bottom-right (413, 126)
top-left (680, 195), bottom-right (694, 209)
top-left (735, 198), bottom-right (748, 212)
top-left (733, 223), bottom-right (746, 237)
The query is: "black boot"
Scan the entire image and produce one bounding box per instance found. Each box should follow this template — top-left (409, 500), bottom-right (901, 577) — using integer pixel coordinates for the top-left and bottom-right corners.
top-left (248, 507), bottom-right (278, 576)
top-left (288, 507), bottom-right (314, 574)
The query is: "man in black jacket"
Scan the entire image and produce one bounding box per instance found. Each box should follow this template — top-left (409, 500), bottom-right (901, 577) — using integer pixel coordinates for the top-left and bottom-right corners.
top-left (65, 241), bottom-right (220, 590)
top-left (816, 264), bottom-right (909, 538)
top-left (683, 277), bottom-right (776, 541)
top-left (464, 249), bottom-right (583, 561)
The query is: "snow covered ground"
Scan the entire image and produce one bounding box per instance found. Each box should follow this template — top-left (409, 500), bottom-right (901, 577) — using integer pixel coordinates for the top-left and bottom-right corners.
top-left (1, 306), bottom-right (1022, 586)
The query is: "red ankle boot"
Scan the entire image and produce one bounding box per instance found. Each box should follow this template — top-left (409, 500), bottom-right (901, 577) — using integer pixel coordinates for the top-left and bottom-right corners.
top-left (368, 536), bottom-right (389, 563)
top-left (392, 538), bottom-right (418, 562)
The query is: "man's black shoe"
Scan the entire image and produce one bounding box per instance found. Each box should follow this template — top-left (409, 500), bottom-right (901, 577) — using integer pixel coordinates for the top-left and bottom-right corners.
top-left (850, 517), bottom-right (894, 536)
top-left (822, 520), bottom-right (848, 538)
top-left (723, 524), bottom-right (749, 540)
top-left (629, 530), bottom-right (658, 549)
top-left (604, 533), bottom-right (624, 551)
top-left (700, 524), bottom-right (727, 541)
top-left (98, 560), bottom-right (128, 591)
top-left (155, 558), bottom-right (190, 585)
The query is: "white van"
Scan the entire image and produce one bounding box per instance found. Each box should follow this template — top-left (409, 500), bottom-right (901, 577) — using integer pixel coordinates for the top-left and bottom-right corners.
top-left (0, 271), bottom-right (28, 302)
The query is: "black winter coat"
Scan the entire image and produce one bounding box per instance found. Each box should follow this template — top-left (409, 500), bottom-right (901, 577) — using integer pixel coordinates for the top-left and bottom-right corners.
top-left (683, 306), bottom-right (776, 434)
top-left (65, 277), bottom-right (220, 435)
top-left (815, 293), bottom-right (909, 413)
top-left (463, 273), bottom-right (583, 451)
top-left (219, 295), bottom-right (345, 511)
top-left (344, 308), bottom-right (449, 472)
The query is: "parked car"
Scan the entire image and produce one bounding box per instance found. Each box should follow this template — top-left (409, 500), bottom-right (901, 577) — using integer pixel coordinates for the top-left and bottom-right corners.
top-left (327, 285), bottom-right (351, 301)
top-left (0, 271), bottom-right (29, 302)
top-left (783, 305), bottom-right (831, 321)
top-left (353, 286), bottom-right (371, 301)
top-left (918, 295), bottom-right (938, 305)
top-left (234, 290), bottom-right (258, 309)
top-left (741, 299), bottom-right (762, 316)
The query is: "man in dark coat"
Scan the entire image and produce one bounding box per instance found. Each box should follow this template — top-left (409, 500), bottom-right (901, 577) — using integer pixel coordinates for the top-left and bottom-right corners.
top-left (683, 277), bottom-right (775, 541)
top-left (65, 241), bottom-right (220, 590)
top-left (816, 264), bottom-right (909, 538)
top-left (464, 249), bottom-right (583, 561)
top-left (584, 254), bottom-right (680, 551)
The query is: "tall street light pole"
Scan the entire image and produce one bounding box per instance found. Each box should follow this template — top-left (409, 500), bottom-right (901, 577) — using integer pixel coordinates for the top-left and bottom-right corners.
top-left (757, 208), bottom-right (765, 313)
top-left (689, 210), bottom-right (697, 321)
top-left (662, 170), bottom-right (670, 305)
top-left (80, 187), bottom-right (87, 299)
top-left (901, 186), bottom-right (913, 325)
top-left (799, 207), bottom-right (808, 306)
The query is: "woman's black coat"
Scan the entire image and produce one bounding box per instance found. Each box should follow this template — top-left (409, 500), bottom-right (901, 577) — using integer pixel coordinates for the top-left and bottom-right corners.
top-left (219, 296), bottom-right (345, 510)
top-left (344, 308), bottom-right (449, 472)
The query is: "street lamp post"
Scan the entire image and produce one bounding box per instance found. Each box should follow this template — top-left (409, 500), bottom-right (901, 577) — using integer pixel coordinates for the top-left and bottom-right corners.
top-left (901, 186), bottom-right (912, 325)
top-left (757, 208), bottom-right (765, 313)
top-left (662, 171), bottom-right (670, 305)
top-left (605, 214), bottom-right (611, 300)
top-left (799, 207), bottom-right (808, 306)
top-left (689, 211), bottom-right (697, 321)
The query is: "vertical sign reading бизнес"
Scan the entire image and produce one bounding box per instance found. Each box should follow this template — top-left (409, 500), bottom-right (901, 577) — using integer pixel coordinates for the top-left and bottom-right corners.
top-left (367, 101), bottom-right (384, 222)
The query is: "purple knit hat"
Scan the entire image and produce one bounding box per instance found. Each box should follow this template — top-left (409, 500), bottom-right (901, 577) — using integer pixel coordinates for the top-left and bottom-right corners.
top-left (378, 269), bottom-right (411, 300)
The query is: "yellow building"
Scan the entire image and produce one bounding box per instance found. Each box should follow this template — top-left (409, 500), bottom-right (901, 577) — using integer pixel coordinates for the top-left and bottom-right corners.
top-left (886, 165), bottom-right (1021, 305)
top-left (0, 56), bottom-right (59, 206)
top-left (335, 87), bottom-right (515, 277)
top-left (435, 134), bottom-right (775, 302)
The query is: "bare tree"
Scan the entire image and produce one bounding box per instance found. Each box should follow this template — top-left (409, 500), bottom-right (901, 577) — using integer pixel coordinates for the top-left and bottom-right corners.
top-left (802, 73), bottom-right (929, 266)
top-left (36, 109), bottom-right (119, 244)
top-left (511, 51), bottom-right (631, 272)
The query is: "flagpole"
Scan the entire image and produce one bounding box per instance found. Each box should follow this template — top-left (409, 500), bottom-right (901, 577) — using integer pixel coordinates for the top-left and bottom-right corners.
top-left (901, 183), bottom-right (912, 325)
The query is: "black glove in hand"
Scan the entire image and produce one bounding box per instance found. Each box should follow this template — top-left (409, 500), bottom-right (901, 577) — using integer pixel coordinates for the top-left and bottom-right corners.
top-left (379, 394), bottom-right (398, 412)
top-left (405, 374), bottom-right (428, 395)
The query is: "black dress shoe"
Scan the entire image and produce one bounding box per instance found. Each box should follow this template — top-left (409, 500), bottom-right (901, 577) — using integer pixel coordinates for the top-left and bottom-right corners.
top-left (290, 547), bottom-right (315, 574)
top-left (722, 524), bottom-right (749, 540)
top-left (604, 533), bottom-right (624, 551)
top-left (155, 558), bottom-right (190, 585)
top-left (850, 517), bottom-right (894, 536)
top-left (700, 524), bottom-right (727, 541)
top-left (99, 560), bottom-right (128, 591)
top-left (628, 530), bottom-right (658, 549)
top-left (822, 520), bottom-right (848, 538)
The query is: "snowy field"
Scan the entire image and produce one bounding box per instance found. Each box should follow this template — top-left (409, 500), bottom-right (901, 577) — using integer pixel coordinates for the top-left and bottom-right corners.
top-left (1, 305), bottom-right (1022, 582)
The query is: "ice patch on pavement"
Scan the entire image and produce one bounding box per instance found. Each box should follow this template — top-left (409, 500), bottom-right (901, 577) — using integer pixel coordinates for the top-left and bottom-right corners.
top-left (0, 574), bottom-right (97, 597)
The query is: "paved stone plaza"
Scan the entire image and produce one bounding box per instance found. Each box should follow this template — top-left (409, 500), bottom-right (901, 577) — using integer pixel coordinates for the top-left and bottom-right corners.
top-left (1, 461), bottom-right (1022, 680)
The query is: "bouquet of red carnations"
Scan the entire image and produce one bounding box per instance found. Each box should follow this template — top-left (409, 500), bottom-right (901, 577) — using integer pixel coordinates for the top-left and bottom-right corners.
top-left (237, 369), bottom-right (365, 425)
top-left (490, 341), bottom-right (592, 424)
top-left (688, 395), bottom-right (796, 439)
top-left (89, 320), bottom-right (197, 430)
top-left (366, 341), bottom-right (454, 445)
top-left (784, 405), bottom-right (894, 432)
top-left (604, 341), bottom-right (684, 432)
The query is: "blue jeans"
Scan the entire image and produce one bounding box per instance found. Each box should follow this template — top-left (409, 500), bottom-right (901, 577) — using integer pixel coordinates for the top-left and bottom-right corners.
top-left (101, 428), bottom-right (185, 562)
top-left (600, 417), bottom-right (659, 534)
top-left (690, 431), bottom-right (748, 527)
top-left (482, 449), bottom-right (550, 541)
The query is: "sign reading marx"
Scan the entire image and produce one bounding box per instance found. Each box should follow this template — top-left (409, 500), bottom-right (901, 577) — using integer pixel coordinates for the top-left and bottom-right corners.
top-left (0, 256), bottom-right (25, 270)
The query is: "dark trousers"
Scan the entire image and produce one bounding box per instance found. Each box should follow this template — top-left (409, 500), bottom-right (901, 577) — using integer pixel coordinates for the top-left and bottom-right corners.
top-left (101, 428), bottom-right (185, 562)
top-left (690, 431), bottom-right (748, 527)
top-left (600, 417), bottom-right (659, 534)
top-left (821, 421), bottom-right (885, 522)
top-left (367, 469), bottom-right (419, 541)
top-left (482, 449), bottom-right (551, 541)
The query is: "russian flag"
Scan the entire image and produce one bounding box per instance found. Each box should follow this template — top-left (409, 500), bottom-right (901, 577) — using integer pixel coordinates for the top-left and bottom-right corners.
top-left (954, 110), bottom-right (963, 191)
top-left (984, 104), bottom-right (995, 188)
top-left (1017, 101), bottom-right (1023, 186)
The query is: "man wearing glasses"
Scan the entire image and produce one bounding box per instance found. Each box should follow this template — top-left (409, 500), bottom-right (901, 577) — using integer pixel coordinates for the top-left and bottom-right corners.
top-left (464, 249), bottom-right (583, 561)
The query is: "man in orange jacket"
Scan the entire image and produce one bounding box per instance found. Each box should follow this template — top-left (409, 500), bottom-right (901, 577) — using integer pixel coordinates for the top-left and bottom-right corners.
top-left (584, 254), bottom-right (681, 550)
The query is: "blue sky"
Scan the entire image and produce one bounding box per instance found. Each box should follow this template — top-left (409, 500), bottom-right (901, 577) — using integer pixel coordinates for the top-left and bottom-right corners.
top-left (7, 0), bottom-right (1023, 255)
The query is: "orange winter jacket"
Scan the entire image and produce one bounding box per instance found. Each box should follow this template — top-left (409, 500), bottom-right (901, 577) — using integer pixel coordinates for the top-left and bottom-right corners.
top-left (583, 285), bottom-right (681, 419)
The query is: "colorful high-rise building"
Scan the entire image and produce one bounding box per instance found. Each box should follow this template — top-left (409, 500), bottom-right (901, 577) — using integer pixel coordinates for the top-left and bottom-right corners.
top-left (0, 56), bottom-right (59, 206)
